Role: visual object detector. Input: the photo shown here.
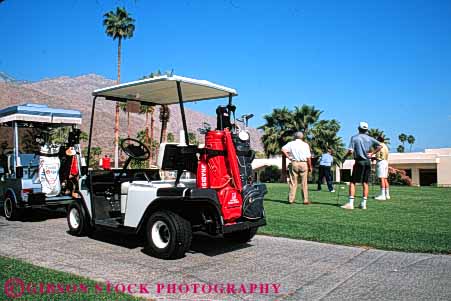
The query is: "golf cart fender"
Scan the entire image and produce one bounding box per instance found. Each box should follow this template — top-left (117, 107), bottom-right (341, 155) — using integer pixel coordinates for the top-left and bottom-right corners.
top-left (74, 192), bottom-right (92, 223)
top-left (136, 188), bottom-right (223, 234)
top-left (4, 188), bottom-right (19, 205)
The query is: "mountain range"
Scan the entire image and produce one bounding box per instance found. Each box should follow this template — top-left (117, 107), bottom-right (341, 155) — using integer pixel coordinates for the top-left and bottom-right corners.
top-left (0, 73), bottom-right (264, 154)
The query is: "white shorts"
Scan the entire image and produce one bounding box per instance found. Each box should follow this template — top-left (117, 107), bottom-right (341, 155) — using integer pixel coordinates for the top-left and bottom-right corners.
top-left (376, 160), bottom-right (389, 178)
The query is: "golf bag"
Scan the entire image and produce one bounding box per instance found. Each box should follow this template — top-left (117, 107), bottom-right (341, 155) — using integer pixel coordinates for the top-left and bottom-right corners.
top-left (197, 105), bottom-right (266, 222)
top-left (197, 130), bottom-right (243, 223)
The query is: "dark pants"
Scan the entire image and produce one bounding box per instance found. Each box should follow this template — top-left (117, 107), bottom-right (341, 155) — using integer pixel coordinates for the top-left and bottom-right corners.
top-left (317, 165), bottom-right (334, 191)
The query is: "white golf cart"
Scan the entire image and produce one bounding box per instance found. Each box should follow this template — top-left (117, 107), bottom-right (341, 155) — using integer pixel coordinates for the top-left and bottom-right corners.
top-left (68, 75), bottom-right (266, 259)
top-left (0, 104), bottom-right (83, 220)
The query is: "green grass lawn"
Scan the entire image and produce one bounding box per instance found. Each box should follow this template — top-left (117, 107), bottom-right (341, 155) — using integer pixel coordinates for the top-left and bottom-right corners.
top-left (0, 256), bottom-right (144, 300)
top-left (259, 183), bottom-right (451, 253)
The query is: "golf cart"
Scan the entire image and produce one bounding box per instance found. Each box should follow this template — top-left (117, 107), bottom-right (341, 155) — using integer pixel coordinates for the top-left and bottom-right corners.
top-left (0, 104), bottom-right (83, 220)
top-left (68, 75), bottom-right (266, 259)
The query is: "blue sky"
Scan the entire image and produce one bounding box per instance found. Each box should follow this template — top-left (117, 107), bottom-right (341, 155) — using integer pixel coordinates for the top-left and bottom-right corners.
top-left (1, 0), bottom-right (450, 150)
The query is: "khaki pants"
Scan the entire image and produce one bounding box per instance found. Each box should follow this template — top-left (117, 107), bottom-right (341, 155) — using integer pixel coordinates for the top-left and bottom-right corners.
top-left (288, 161), bottom-right (309, 203)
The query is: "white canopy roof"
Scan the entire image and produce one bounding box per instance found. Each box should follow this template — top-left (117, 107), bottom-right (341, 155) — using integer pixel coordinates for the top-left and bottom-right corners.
top-left (0, 104), bottom-right (82, 125)
top-left (92, 75), bottom-right (238, 105)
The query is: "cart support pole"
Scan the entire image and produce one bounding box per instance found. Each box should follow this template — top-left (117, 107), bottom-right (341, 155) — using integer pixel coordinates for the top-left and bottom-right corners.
top-left (13, 121), bottom-right (19, 167)
top-left (86, 96), bottom-right (97, 169)
top-left (176, 81), bottom-right (189, 146)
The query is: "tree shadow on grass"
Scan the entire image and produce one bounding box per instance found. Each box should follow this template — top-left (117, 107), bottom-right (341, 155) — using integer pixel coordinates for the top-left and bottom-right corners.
top-left (265, 198), bottom-right (290, 205)
top-left (265, 198), bottom-right (342, 207)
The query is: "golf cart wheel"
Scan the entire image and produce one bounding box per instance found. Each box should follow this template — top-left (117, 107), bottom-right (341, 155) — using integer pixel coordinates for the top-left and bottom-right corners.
top-left (67, 201), bottom-right (92, 236)
top-left (224, 227), bottom-right (258, 244)
top-left (3, 193), bottom-right (22, 221)
top-left (145, 210), bottom-right (192, 259)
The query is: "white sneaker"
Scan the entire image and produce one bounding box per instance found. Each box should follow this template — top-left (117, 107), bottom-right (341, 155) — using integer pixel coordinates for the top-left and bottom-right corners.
top-left (360, 204), bottom-right (367, 210)
top-left (375, 195), bottom-right (387, 201)
top-left (330, 190), bottom-right (336, 193)
top-left (341, 203), bottom-right (354, 210)
top-left (386, 195), bottom-right (391, 200)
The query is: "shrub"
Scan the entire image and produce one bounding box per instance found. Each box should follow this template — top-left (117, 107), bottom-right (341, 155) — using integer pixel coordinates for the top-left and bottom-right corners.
top-left (259, 165), bottom-right (282, 183)
top-left (388, 167), bottom-right (412, 186)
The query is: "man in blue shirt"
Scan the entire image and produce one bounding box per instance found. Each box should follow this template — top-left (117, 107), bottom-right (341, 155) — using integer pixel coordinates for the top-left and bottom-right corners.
top-left (341, 122), bottom-right (382, 210)
top-left (317, 148), bottom-right (335, 192)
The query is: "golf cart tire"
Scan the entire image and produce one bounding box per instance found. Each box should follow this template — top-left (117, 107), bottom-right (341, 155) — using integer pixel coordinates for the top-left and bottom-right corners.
top-left (67, 201), bottom-right (92, 236)
top-left (3, 192), bottom-right (22, 221)
top-left (145, 210), bottom-right (192, 259)
top-left (224, 227), bottom-right (257, 244)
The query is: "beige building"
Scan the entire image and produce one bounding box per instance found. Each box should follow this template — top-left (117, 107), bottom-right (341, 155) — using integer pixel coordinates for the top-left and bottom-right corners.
top-left (253, 148), bottom-right (451, 187)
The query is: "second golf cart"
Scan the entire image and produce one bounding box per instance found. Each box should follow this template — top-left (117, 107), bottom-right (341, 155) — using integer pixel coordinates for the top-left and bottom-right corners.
top-left (0, 103), bottom-right (83, 220)
top-left (68, 75), bottom-right (266, 259)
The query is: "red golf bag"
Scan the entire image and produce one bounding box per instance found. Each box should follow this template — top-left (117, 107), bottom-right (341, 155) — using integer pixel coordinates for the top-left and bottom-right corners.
top-left (197, 129), bottom-right (243, 223)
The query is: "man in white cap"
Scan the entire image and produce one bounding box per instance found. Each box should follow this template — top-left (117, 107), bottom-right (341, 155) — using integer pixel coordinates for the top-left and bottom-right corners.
top-left (342, 122), bottom-right (382, 210)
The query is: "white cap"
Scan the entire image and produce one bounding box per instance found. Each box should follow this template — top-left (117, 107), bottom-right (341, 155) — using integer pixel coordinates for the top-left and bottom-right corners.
top-left (359, 121), bottom-right (369, 130)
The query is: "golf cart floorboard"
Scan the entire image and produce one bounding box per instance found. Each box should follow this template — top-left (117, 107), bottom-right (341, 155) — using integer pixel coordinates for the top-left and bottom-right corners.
top-left (95, 217), bottom-right (123, 228)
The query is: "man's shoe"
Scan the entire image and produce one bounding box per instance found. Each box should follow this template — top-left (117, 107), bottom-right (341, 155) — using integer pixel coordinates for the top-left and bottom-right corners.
top-left (360, 204), bottom-right (367, 210)
top-left (303, 201), bottom-right (312, 205)
top-left (340, 203), bottom-right (354, 210)
top-left (386, 195), bottom-right (391, 200)
top-left (375, 195), bottom-right (387, 201)
top-left (330, 190), bottom-right (336, 193)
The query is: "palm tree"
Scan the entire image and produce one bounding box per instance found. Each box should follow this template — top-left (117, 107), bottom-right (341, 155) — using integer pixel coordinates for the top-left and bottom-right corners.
top-left (310, 119), bottom-right (345, 165)
top-left (368, 128), bottom-right (391, 145)
top-left (80, 131), bottom-right (89, 142)
top-left (259, 107), bottom-right (296, 181)
top-left (188, 132), bottom-right (198, 145)
top-left (292, 105), bottom-right (322, 140)
top-left (397, 145), bottom-right (405, 153)
top-left (103, 6), bottom-right (135, 168)
top-left (159, 105), bottom-right (170, 143)
top-left (407, 135), bottom-right (416, 152)
top-left (398, 133), bottom-right (407, 148)
top-left (167, 132), bottom-right (175, 143)
top-left (119, 102), bottom-right (131, 137)
top-left (140, 104), bottom-right (155, 166)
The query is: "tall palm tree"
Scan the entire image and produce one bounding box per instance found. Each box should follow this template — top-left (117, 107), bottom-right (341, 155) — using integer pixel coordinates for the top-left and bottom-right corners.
top-left (140, 104), bottom-right (155, 166)
top-left (398, 133), bottom-right (407, 148)
top-left (368, 128), bottom-right (391, 145)
top-left (159, 105), bottom-right (171, 143)
top-left (119, 102), bottom-right (131, 137)
top-left (103, 6), bottom-right (135, 168)
top-left (407, 135), bottom-right (416, 152)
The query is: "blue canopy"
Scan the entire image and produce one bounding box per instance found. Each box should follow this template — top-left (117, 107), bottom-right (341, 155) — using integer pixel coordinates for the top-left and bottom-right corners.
top-left (0, 103), bottom-right (82, 125)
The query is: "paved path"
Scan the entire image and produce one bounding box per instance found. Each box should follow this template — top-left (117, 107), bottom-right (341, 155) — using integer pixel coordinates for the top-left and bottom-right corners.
top-left (0, 211), bottom-right (450, 300)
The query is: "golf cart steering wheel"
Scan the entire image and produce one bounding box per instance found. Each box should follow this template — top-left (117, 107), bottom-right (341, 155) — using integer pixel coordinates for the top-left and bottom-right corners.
top-left (120, 138), bottom-right (150, 161)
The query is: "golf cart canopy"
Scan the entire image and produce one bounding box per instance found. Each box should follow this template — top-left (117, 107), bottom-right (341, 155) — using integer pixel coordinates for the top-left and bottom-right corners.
top-left (0, 104), bottom-right (82, 125)
top-left (92, 75), bottom-right (238, 104)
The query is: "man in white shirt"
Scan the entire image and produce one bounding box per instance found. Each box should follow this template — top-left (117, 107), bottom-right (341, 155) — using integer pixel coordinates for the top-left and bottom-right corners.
top-left (282, 132), bottom-right (313, 204)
